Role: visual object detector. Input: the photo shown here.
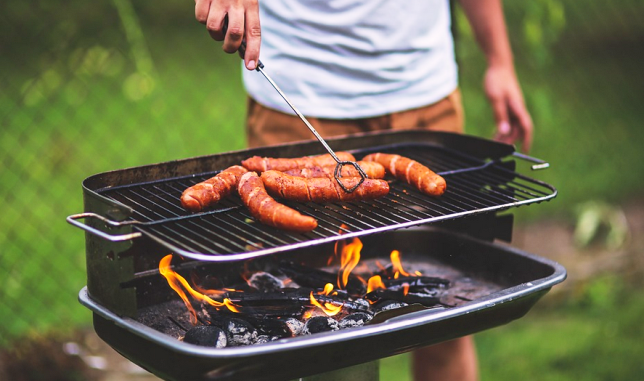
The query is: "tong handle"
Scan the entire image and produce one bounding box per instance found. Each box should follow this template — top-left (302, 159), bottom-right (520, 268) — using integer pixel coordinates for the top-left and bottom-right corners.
top-left (222, 19), bottom-right (366, 192)
top-left (67, 213), bottom-right (142, 242)
top-left (222, 18), bottom-right (264, 71)
top-left (512, 152), bottom-right (550, 170)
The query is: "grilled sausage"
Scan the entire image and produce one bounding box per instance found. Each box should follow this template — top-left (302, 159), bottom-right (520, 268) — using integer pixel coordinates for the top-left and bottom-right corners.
top-left (238, 172), bottom-right (318, 232)
top-left (362, 153), bottom-right (446, 197)
top-left (260, 170), bottom-right (389, 203)
top-left (181, 165), bottom-right (248, 212)
top-left (283, 161), bottom-right (386, 179)
top-left (241, 152), bottom-right (356, 172)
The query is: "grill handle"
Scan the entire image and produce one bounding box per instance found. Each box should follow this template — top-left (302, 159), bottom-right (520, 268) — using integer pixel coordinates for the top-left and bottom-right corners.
top-left (512, 152), bottom-right (550, 170)
top-left (67, 213), bottom-right (142, 242)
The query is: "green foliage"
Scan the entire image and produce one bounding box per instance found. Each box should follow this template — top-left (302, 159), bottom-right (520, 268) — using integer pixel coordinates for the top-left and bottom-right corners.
top-left (475, 276), bottom-right (644, 380)
top-left (379, 276), bottom-right (644, 381)
top-left (574, 201), bottom-right (629, 250)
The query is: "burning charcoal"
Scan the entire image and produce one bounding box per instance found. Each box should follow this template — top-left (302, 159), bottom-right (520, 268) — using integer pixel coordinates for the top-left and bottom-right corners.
top-left (244, 316), bottom-right (293, 338)
top-left (383, 276), bottom-right (450, 291)
top-left (352, 298), bottom-right (371, 310)
top-left (225, 318), bottom-right (259, 346)
top-left (303, 316), bottom-right (339, 334)
top-left (203, 295), bottom-right (306, 318)
top-left (226, 288), bottom-right (369, 314)
top-left (247, 272), bottom-right (284, 293)
top-left (365, 289), bottom-right (442, 307)
top-left (279, 317), bottom-right (305, 337)
top-left (372, 300), bottom-right (408, 313)
top-left (339, 312), bottom-right (373, 329)
top-left (279, 260), bottom-right (366, 295)
top-left (183, 325), bottom-right (227, 348)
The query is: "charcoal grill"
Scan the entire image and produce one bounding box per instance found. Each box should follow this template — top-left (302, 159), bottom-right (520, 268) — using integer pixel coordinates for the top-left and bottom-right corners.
top-left (68, 130), bottom-right (566, 380)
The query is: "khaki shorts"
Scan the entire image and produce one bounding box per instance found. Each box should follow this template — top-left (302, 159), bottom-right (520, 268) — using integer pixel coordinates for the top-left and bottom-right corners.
top-left (246, 89), bottom-right (464, 148)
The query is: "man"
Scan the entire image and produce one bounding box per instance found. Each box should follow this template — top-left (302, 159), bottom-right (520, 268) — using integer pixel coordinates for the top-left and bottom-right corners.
top-left (195, 1), bottom-right (532, 379)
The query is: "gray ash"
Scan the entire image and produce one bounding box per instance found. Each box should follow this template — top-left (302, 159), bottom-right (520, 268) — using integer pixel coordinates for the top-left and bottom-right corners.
top-left (247, 272), bottom-right (284, 293)
top-left (373, 300), bottom-right (408, 313)
top-left (303, 316), bottom-right (339, 334)
top-left (280, 317), bottom-right (305, 337)
top-left (339, 312), bottom-right (373, 329)
top-left (225, 318), bottom-right (258, 346)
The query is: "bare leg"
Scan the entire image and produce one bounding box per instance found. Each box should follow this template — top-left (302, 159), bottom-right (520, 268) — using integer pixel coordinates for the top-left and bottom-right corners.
top-left (412, 336), bottom-right (478, 381)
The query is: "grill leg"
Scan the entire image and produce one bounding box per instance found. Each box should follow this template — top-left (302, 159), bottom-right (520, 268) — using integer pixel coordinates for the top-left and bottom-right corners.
top-left (295, 361), bottom-right (379, 381)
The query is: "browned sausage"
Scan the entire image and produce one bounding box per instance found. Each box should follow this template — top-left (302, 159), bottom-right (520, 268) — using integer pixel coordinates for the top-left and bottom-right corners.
top-left (181, 165), bottom-right (248, 212)
top-left (362, 153), bottom-right (446, 196)
top-left (260, 170), bottom-right (389, 203)
top-left (283, 161), bottom-right (386, 179)
top-left (238, 172), bottom-right (318, 232)
top-left (241, 152), bottom-right (356, 172)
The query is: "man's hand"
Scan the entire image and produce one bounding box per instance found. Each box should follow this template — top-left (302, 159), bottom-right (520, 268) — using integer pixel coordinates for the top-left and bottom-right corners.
top-left (485, 65), bottom-right (533, 152)
top-left (458, 0), bottom-right (534, 152)
top-left (194, 0), bottom-right (261, 70)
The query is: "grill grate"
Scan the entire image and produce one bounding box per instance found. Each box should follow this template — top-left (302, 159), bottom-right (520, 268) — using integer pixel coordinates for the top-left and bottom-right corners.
top-left (98, 143), bottom-right (555, 261)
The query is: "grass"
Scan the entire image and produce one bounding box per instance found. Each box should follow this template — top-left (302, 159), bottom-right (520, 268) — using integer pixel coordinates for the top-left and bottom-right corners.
top-left (379, 274), bottom-right (644, 380)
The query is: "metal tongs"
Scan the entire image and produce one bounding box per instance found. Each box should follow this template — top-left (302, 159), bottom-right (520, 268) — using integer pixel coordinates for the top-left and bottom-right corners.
top-left (231, 31), bottom-right (367, 193)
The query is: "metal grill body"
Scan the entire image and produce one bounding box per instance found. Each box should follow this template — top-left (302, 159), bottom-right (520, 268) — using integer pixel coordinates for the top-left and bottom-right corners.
top-left (70, 131), bottom-right (565, 380)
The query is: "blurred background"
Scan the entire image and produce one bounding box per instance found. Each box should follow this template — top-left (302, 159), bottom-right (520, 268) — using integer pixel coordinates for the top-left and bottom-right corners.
top-left (1, 0), bottom-right (643, 379)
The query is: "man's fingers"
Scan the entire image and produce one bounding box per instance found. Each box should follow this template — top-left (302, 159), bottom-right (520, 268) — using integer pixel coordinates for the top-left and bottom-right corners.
top-left (489, 95), bottom-right (510, 137)
top-left (195, 1), bottom-right (262, 68)
top-left (220, 9), bottom-right (244, 53)
top-left (509, 97), bottom-right (533, 152)
top-left (195, 0), bottom-right (211, 25)
top-left (243, 8), bottom-right (261, 70)
top-left (205, 2), bottom-right (227, 41)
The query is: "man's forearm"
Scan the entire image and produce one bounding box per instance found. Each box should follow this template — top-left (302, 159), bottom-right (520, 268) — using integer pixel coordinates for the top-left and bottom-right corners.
top-left (457, 0), bottom-right (534, 152)
top-left (457, 0), bottom-right (514, 69)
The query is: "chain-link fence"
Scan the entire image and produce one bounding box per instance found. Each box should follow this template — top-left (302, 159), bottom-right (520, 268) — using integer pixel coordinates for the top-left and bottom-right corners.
top-left (1, 0), bottom-right (643, 352)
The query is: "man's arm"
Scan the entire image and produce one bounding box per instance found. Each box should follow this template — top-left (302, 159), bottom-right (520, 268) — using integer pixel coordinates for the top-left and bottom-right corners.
top-left (458, 0), bottom-right (533, 152)
top-left (194, 0), bottom-right (262, 71)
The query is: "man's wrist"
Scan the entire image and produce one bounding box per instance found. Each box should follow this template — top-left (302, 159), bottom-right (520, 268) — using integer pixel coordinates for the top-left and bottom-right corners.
top-left (485, 50), bottom-right (515, 71)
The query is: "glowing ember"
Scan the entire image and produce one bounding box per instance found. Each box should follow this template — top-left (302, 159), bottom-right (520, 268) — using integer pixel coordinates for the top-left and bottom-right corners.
top-left (337, 237), bottom-right (362, 290)
top-left (159, 254), bottom-right (240, 324)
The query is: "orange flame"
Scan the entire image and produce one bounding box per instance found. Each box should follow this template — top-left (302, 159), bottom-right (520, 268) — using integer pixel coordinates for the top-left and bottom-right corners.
top-left (224, 298), bottom-right (241, 313)
top-left (309, 287), bottom-right (343, 316)
top-left (190, 273), bottom-right (227, 296)
top-left (390, 250), bottom-right (410, 277)
top-left (337, 237), bottom-right (362, 290)
top-left (319, 283), bottom-right (335, 296)
top-left (330, 224), bottom-right (350, 265)
top-left (402, 282), bottom-right (410, 296)
top-left (159, 255), bottom-right (240, 324)
top-left (366, 275), bottom-right (386, 294)
top-left (159, 255), bottom-right (200, 324)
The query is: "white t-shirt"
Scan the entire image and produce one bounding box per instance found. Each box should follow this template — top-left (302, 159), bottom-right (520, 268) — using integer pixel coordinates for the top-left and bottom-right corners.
top-left (242, 0), bottom-right (458, 119)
